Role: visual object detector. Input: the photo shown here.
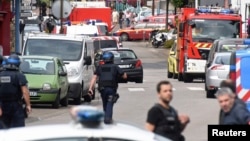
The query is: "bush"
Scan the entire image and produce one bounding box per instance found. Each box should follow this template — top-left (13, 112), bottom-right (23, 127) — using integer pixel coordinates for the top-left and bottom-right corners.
top-left (164, 39), bottom-right (175, 49)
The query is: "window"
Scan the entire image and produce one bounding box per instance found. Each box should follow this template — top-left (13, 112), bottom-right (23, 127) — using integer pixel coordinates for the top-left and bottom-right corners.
top-left (84, 45), bottom-right (87, 57)
top-left (219, 44), bottom-right (249, 52)
top-left (24, 39), bottom-right (83, 61)
top-left (35, 138), bottom-right (88, 141)
top-left (57, 60), bottom-right (64, 73)
top-left (102, 138), bottom-right (135, 141)
top-left (109, 50), bottom-right (137, 60)
top-left (20, 58), bottom-right (55, 75)
top-left (134, 24), bottom-right (146, 29)
top-left (214, 54), bottom-right (230, 65)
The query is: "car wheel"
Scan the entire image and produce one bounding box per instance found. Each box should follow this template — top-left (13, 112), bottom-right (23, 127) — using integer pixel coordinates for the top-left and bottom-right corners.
top-left (121, 33), bottom-right (129, 41)
top-left (135, 77), bottom-right (143, 83)
top-left (183, 73), bottom-right (193, 83)
top-left (60, 88), bottom-right (69, 107)
top-left (52, 91), bottom-right (60, 109)
top-left (178, 73), bottom-right (183, 81)
top-left (74, 85), bottom-right (82, 105)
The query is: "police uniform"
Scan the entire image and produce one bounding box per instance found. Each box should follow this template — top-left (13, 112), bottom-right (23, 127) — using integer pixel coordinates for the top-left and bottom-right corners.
top-left (95, 61), bottom-right (124, 124)
top-left (0, 59), bottom-right (28, 129)
top-left (146, 104), bottom-right (184, 141)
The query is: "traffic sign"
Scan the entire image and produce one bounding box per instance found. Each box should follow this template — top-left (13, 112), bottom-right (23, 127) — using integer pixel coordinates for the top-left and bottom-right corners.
top-left (21, 6), bottom-right (32, 10)
top-left (22, 0), bottom-right (31, 4)
top-left (21, 12), bottom-right (32, 17)
top-left (31, 0), bottom-right (37, 3)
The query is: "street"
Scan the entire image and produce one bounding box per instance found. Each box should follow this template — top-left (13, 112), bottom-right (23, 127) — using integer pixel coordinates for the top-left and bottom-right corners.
top-left (26, 41), bottom-right (219, 141)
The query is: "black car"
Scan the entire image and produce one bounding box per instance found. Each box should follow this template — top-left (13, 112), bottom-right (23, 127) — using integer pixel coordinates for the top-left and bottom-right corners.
top-left (94, 48), bottom-right (143, 83)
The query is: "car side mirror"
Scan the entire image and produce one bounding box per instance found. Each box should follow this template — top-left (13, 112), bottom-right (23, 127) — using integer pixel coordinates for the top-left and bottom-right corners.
top-left (170, 52), bottom-right (175, 55)
top-left (59, 72), bottom-right (67, 76)
top-left (84, 56), bottom-right (92, 65)
top-left (206, 62), bottom-right (211, 68)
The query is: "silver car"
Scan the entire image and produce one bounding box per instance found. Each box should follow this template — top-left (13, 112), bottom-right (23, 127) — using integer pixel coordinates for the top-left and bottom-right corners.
top-left (205, 52), bottom-right (231, 98)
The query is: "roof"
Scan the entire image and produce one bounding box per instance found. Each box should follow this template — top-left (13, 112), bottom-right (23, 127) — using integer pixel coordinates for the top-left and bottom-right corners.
top-left (21, 55), bottom-right (58, 60)
top-left (26, 33), bottom-right (90, 41)
top-left (101, 47), bottom-right (131, 51)
top-left (216, 38), bottom-right (245, 44)
top-left (190, 13), bottom-right (241, 20)
top-left (214, 52), bottom-right (232, 56)
top-left (0, 122), bottom-right (170, 141)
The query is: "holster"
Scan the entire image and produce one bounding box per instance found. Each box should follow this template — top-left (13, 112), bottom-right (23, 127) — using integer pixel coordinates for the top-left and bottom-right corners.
top-left (112, 93), bottom-right (120, 103)
top-left (19, 99), bottom-right (28, 118)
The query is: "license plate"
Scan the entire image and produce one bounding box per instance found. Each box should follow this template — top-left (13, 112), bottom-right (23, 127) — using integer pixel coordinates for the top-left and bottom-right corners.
top-left (119, 65), bottom-right (130, 68)
top-left (30, 91), bottom-right (37, 96)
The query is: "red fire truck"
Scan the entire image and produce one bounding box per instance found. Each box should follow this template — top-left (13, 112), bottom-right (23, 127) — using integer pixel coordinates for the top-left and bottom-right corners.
top-left (69, 2), bottom-right (113, 33)
top-left (176, 6), bottom-right (242, 83)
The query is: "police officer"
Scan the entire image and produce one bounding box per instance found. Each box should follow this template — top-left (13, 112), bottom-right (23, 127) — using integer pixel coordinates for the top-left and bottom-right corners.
top-left (0, 54), bottom-right (31, 129)
top-left (88, 51), bottom-right (127, 124)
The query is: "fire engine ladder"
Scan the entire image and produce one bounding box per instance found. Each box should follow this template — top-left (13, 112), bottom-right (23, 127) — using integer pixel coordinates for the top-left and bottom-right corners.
top-left (245, 3), bottom-right (250, 37)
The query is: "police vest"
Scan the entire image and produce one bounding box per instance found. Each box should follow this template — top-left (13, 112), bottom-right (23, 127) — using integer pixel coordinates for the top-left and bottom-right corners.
top-left (98, 64), bottom-right (118, 88)
top-left (0, 71), bottom-right (22, 101)
top-left (154, 104), bottom-right (183, 141)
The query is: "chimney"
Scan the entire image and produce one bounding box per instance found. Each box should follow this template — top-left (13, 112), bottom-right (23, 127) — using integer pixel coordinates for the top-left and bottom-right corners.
top-left (224, 0), bottom-right (229, 8)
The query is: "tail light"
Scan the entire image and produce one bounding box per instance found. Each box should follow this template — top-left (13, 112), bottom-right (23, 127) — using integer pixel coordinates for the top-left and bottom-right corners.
top-left (229, 71), bottom-right (236, 81)
top-left (135, 60), bottom-right (142, 68)
top-left (211, 65), bottom-right (225, 70)
top-left (99, 60), bottom-right (105, 65)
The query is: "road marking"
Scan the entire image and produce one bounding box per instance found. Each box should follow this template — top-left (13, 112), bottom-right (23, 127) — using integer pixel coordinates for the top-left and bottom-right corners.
top-left (149, 49), bottom-right (157, 52)
top-left (187, 87), bottom-right (204, 91)
top-left (128, 88), bottom-right (145, 92)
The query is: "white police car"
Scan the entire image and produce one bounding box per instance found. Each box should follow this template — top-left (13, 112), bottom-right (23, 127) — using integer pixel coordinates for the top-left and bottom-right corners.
top-left (0, 106), bottom-right (172, 141)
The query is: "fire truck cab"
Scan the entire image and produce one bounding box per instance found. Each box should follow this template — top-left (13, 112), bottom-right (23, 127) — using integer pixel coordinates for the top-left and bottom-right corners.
top-left (177, 6), bottom-right (242, 83)
top-left (229, 39), bottom-right (250, 111)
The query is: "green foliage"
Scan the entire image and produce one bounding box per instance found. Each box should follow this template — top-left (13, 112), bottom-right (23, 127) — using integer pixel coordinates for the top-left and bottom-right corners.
top-left (164, 39), bottom-right (175, 49)
top-left (170, 0), bottom-right (184, 8)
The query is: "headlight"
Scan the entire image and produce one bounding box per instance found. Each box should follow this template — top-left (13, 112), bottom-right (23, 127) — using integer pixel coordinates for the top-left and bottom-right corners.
top-left (43, 83), bottom-right (51, 90)
top-left (67, 67), bottom-right (79, 77)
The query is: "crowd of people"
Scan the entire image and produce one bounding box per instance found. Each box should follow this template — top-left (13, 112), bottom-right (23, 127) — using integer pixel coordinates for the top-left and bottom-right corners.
top-left (112, 9), bottom-right (136, 29)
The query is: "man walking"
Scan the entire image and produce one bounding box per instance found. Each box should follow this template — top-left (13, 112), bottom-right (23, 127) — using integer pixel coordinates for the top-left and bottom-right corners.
top-left (89, 52), bottom-right (127, 124)
top-left (145, 80), bottom-right (190, 141)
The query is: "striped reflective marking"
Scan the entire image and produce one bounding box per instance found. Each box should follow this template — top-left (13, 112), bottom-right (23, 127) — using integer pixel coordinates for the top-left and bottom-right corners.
top-left (194, 43), bottom-right (213, 48)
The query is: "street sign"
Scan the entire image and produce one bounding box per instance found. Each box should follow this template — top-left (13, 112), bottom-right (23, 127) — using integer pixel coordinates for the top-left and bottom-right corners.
top-left (21, 12), bottom-right (32, 17)
top-left (31, 0), bottom-right (37, 3)
top-left (22, 0), bottom-right (31, 4)
top-left (21, 6), bottom-right (32, 11)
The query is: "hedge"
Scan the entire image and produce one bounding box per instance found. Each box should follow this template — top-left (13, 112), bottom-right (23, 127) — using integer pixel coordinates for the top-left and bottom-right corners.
top-left (164, 39), bottom-right (175, 49)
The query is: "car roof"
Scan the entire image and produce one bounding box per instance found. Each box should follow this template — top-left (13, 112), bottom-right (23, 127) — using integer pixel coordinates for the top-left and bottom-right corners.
top-left (0, 122), bottom-right (170, 141)
top-left (216, 38), bottom-right (245, 44)
top-left (26, 33), bottom-right (90, 41)
top-left (21, 55), bottom-right (58, 60)
top-left (101, 47), bottom-right (131, 51)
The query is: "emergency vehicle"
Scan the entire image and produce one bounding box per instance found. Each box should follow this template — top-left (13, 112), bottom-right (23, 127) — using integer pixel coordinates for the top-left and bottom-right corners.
top-left (229, 39), bottom-right (250, 111)
top-left (69, 1), bottom-right (113, 33)
top-left (176, 6), bottom-right (242, 83)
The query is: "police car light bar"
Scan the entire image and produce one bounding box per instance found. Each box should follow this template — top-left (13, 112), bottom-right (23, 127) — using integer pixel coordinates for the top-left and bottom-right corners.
top-left (72, 106), bottom-right (104, 128)
top-left (197, 6), bottom-right (236, 14)
top-left (243, 39), bottom-right (250, 45)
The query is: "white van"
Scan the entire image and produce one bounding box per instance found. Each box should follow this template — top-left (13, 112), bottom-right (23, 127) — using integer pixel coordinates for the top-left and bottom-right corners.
top-left (22, 34), bottom-right (95, 104)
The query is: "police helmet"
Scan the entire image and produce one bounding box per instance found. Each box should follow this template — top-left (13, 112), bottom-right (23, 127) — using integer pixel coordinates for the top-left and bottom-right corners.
top-left (102, 52), bottom-right (114, 63)
top-left (6, 54), bottom-right (21, 69)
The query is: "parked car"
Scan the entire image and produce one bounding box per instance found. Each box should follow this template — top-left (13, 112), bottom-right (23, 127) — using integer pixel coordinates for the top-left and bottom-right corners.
top-left (167, 40), bottom-right (178, 79)
top-left (206, 38), bottom-right (247, 66)
top-left (205, 52), bottom-right (231, 98)
top-left (20, 55), bottom-right (69, 108)
top-left (94, 48), bottom-right (143, 83)
top-left (0, 106), bottom-right (171, 141)
top-left (114, 22), bottom-right (165, 41)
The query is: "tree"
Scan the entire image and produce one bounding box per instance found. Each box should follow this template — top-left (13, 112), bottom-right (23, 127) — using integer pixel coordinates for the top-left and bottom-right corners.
top-left (171, 0), bottom-right (184, 8)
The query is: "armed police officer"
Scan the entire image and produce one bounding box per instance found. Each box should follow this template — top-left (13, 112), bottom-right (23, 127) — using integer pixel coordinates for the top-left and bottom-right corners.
top-left (89, 51), bottom-right (127, 124)
top-left (0, 54), bottom-right (31, 129)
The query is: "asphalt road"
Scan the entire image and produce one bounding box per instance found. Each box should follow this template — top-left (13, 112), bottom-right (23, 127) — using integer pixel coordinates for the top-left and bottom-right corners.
top-left (26, 41), bottom-right (219, 141)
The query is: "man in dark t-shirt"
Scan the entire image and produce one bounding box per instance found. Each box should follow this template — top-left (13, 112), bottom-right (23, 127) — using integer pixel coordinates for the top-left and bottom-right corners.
top-left (145, 81), bottom-right (190, 141)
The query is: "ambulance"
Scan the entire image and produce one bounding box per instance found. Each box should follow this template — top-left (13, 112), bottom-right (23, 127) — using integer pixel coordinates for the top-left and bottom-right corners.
top-left (229, 39), bottom-right (250, 111)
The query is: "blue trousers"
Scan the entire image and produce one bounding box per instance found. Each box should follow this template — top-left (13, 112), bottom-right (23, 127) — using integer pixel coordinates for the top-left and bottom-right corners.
top-left (0, 102), bottom-right (25, 129)
top-left (100, 87), bottom-right (116, 123)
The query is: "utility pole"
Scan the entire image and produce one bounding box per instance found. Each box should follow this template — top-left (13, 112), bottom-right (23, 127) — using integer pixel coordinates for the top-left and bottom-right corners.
top-left (152, 0), bottom-right (155, 16)
top-left (165, 0), bottom-right (169, 30)
top-left (15, 0), bottom-right (20, 53)
top-left (60, 0), bottom-right (64, 34)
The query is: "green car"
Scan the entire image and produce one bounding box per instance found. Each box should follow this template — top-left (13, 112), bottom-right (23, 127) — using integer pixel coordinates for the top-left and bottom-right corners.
top-left (20, 56), bottom-right (69, 108)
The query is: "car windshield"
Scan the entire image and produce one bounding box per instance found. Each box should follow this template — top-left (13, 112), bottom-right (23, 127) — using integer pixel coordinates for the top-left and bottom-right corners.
top-left (219, 44), bottom-right (249, 52)
top-left (191, 19), bottom-right (240, 41)
top-left (24, 39), bottom-right (82, 61)
top-left (214, 54), bottom-right (231, 65)
top-left (109, 50), bottom-right (137, 60)
top-left (20, 58), bottom-right (55, 75)
top-left (94, 40), bottom-right (117, 50)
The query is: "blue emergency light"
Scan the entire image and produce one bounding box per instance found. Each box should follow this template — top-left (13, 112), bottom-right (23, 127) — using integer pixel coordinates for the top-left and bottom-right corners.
top-left (197, 7), bottom-right (234, 14)
top-left (86, 19), bottom-right (103, 25)
top-left (243, 39), bottom-right (250, 45)
top-left (76, 108), bottom-right (104, 128)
